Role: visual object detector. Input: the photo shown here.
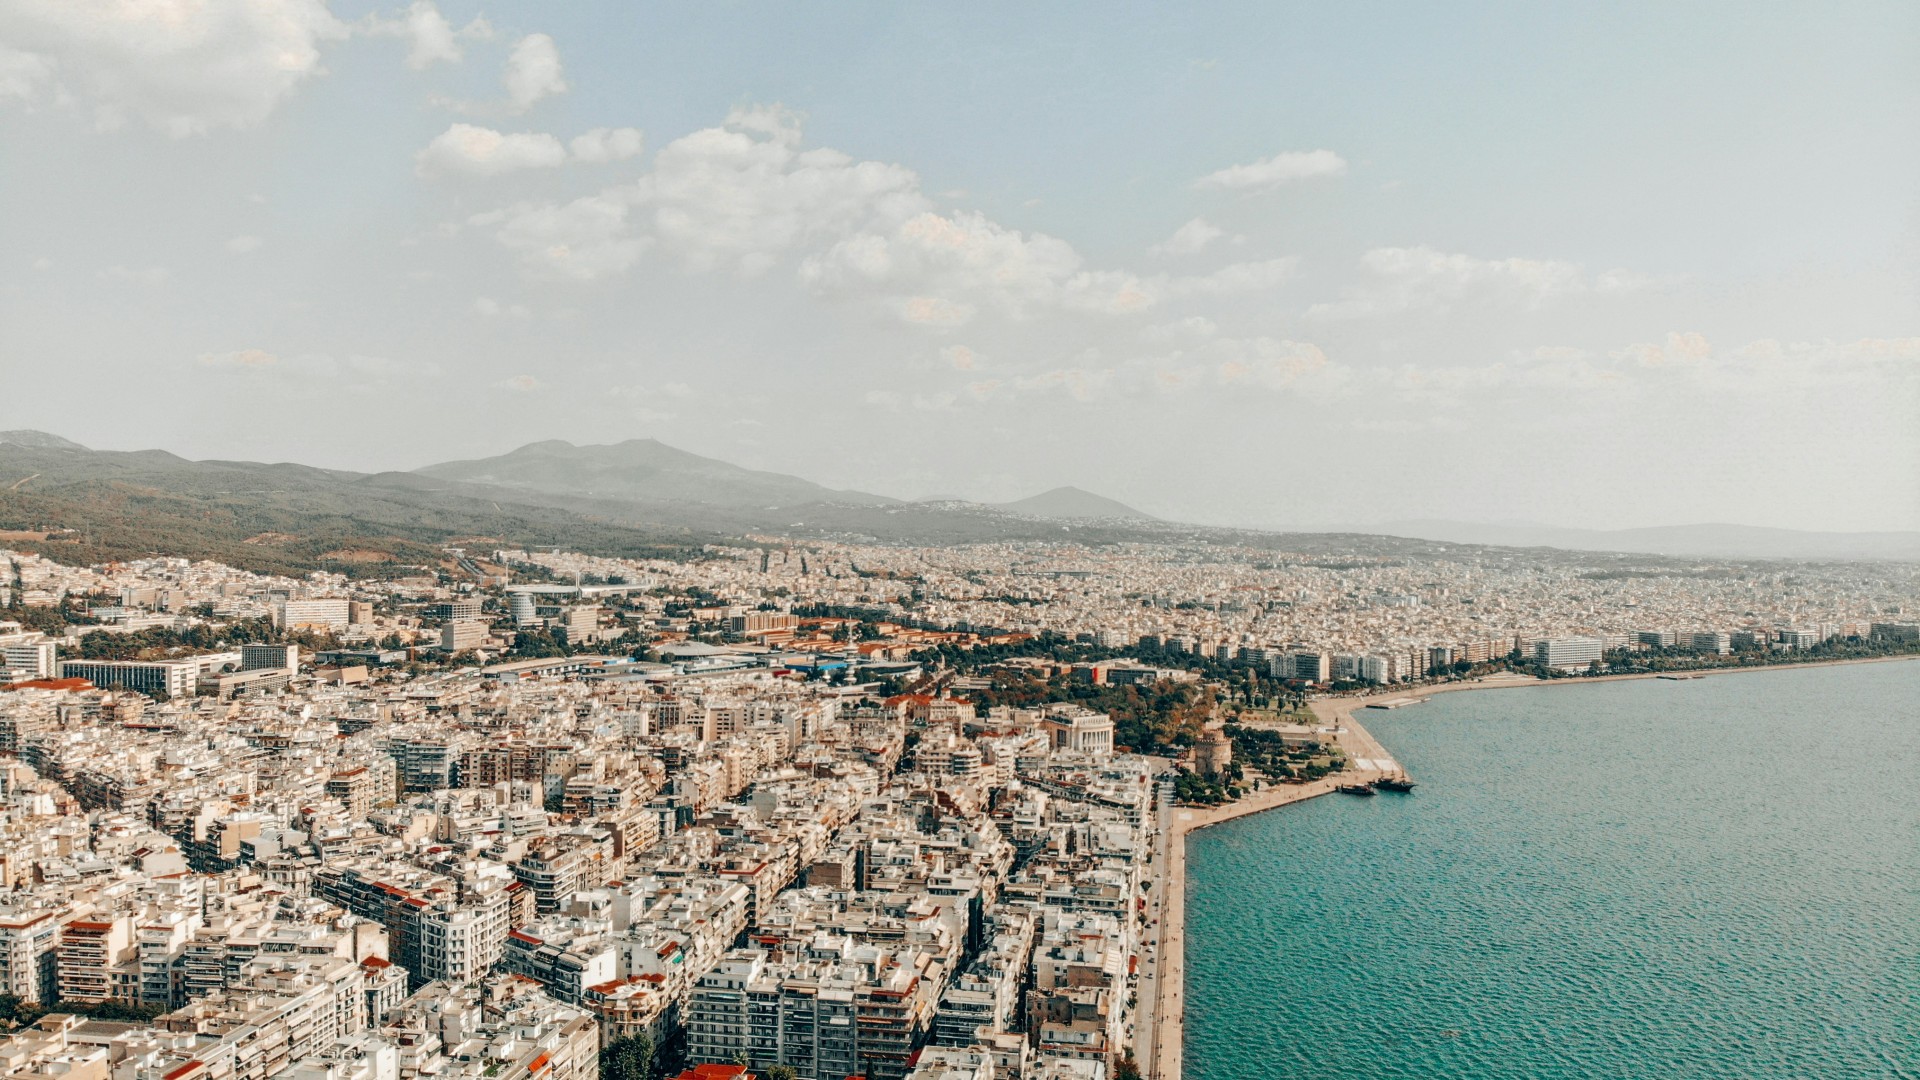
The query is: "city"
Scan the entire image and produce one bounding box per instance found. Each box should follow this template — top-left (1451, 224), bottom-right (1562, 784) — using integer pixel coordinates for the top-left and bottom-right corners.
top-left (1, 537), bottom-right (1915, 1080)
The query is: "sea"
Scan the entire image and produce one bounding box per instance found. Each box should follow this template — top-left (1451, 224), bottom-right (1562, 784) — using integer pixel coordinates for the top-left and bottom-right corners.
top-left (1183, 660), bottom-right (1920, 1079)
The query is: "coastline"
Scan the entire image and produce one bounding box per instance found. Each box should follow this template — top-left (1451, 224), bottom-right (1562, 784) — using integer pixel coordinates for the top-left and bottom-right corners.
top-left (1143, 651), bottom-right (1919, 1080)
top-left (1143, 717), bottom-right (1396, 1080)
top-left (1311, 651), bottom-right (1920, 730)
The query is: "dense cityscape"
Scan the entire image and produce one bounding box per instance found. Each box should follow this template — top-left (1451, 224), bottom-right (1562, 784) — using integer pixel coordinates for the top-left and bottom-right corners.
top-left (0, 536), bottom-right (1915, 1080)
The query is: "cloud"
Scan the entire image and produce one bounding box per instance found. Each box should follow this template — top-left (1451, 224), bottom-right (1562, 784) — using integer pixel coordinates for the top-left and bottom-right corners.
top-left (199, 348), bottom-right (278, 368)
top-left (225, 235), bottom-right (263, 254)
top-left (941, 345), bottom-right (978, 371)
top-left (471, 297), bottom-right (530, 319)
top-left (1212, 338), bottom-right (1330, 390)
top-left (466, 104), bottom-right (1300, 318)
top-left (1153, 217), bottom-right (1224, 256)
top-left (1166, 257), bottom-right (1299, 296)
top-left (480, 190), bottom-right (650, 280)
top-left (495, 374), bottom-right (542, 392)
top-left (897, 296), bottom-right (976, 328)
top-left (642, 104), bottom-right (925, 273)
top-left (569, 126), bottom-right (643, 163)
top-left (478, 105), bottom-right (926, 279)
top-left (99, 264), bottom-right (169, 285)
top-left (417, 123), bottom-right (567, 176)
top-left (0, 41), bottom-right (53, 99)
top-left (360, 1), bottom-right (486, 69)
top-left (1195, 149), bottom-right (1346, 190)
top-left (0, 0), bottom-right (347, 135)
top-left (504, 33), bottom-right (565, 112)
top-left (804, 210), bottom-right (1139, 320)
top-left (1612, 331), bottom-right (1712, 369)
top-left (1307, 245), bottom-right (1654, 319)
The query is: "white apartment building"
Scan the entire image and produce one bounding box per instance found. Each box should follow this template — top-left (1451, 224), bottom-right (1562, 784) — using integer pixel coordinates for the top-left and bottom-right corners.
top-left (278, 599), bottom-right (352, 631)
top-left (1535, 636), bottom-right (1605, 670)
top-left (59, 658), bottom-right (199, 698)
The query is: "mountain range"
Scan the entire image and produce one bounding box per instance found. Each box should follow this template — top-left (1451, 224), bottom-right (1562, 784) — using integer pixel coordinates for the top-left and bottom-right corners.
top-left (0, 431), bottom-right (1175, 576)
top-left (1367, 519), bottom-right (1920, 563)
top-left (0, 430), bottom-right (1912, 574)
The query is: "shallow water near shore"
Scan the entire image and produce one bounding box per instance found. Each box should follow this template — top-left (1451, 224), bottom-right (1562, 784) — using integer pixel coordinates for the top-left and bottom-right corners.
top-left (1183, 660), bottom-right (1920, 1079)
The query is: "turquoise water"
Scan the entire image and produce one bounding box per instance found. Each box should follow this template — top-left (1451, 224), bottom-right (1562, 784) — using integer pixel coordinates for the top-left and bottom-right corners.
top-left (1184, 661), bottom-right (1920, 1079)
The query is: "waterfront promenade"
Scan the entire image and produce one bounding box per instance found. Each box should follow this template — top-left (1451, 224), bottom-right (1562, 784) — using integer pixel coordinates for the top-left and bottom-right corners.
top-left (1140, 713), bottom-right (1396, 1080)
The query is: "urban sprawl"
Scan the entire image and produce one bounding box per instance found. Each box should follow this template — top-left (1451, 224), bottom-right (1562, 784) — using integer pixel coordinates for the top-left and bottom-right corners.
top-left (0, 539), bottom-right (1916, 1080)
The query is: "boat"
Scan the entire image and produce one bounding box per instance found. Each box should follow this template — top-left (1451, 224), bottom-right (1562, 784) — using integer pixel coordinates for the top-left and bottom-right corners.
top-left (1375, 775), bottom-right (1416, 793)
top-left (1336, 782), bottom-right (1376, 796)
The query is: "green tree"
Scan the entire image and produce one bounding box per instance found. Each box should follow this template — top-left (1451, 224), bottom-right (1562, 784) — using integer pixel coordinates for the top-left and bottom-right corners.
top-left (600, 1034), bottom-right (655, 1080)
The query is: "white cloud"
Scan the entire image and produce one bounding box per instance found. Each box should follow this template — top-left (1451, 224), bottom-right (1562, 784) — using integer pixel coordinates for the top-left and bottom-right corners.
top-left (1308, 245), bottom-right (1653, 319)
top-left (0, 41), bottom-right (53, 99)
top-left (0, 0), bottom-right (347, 135)
top-left (569, 127), bottom-right (643, 163)
top-left (481, 190), bottom-right (650, 280)
top-left (642, 105), bottom-right (926, 273)
top-left (1195, 149), bottom-right (1346, 190)
top-left (1611, 331), bottom-right (1712, 369)
top-left (1153, 217), bottom-right (1224, 256)
top-left (225, 235), bottom-right (263, 254)
top-left (804, 210), bottom-right (1128, 320)
top-left (1212, 338), bottom-right (1330, 390)
top-left (1166, 257), bottom-right (1300, 296)
top-left (360, 1), bottom-right (478, 69)
top-left (199, 348), bottom-right (278, 368)
top-left (941, 345), bottom-right (978, 371)
top-left (897, 296), bottom-right (976, 328)
top-left (99, 264), bottom-right (169, 285)
top-left (495, 374), bottom-right (542, 392)
top-left (504, 33), bottom-right (565, 112)
top-left (417, 123), bottom-right (567, 176)
top-left (471, 297), bottom-right (530, 319)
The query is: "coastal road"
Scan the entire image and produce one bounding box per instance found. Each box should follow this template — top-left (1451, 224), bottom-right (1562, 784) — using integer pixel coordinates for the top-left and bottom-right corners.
top-left (1135, 775), bottom-right (1174, 1077)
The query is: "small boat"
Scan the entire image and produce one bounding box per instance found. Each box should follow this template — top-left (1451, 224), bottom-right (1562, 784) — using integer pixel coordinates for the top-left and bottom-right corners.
top-left (1374, 776), bottom-right (1416, 793)
top-left (1336, 782), bottom-right (1376, 796)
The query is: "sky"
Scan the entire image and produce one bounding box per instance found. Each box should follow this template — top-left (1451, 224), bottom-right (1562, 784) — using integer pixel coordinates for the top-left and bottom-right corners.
top-left (1, 2), bottom-right (1916, 533)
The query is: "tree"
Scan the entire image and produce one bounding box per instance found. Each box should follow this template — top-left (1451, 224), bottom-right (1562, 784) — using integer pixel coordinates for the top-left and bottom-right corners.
top-left (600, 1034), bottom-right (655, 1080)
top-left (767, 1068), bottom-right (798, 1080)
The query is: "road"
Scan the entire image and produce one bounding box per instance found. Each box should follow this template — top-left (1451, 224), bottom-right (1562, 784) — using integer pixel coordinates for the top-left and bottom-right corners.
top-left (1133, 774), bottom-right (1175, 1076)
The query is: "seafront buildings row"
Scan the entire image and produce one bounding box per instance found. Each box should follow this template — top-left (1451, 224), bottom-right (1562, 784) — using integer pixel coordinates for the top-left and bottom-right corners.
top-left (0, 539), bottom-right (1915, 1080)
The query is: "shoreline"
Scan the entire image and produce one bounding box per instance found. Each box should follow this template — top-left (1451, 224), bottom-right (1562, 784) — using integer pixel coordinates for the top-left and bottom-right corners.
top-left (1143, 651), bottom-right (1918, 1080)
top-left (1143, 718), bottom-right (1395, 1080)
top-left (1311, 651), bottom-right (1920, 729)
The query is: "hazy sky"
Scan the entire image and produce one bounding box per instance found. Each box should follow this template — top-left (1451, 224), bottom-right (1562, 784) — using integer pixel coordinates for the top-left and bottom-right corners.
top-left (2, 2), bottom-right (1916, 532)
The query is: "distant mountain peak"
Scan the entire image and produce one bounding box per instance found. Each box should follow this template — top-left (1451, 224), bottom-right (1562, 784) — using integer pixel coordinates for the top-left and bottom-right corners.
top-left (0, 430), bottom-right (88, 451)
top-left (414, 437), bottom-right (899, 510)
top-left (995, 486), bottom-right (1152, 521)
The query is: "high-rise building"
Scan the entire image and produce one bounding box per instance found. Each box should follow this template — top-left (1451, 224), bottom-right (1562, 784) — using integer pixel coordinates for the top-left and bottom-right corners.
top-left (241, 643), bottom-right (300, 672)
top-left (277, 599), bottom-right (351, 631)
top-left (428, 600), bottom-right (485, 621)
top-left (440, 620), bottom-right (489, 653)
top-left (1, 640), bottom-right (55, 680)
top-left (59, 658), bottom-right (198, 698)
top-left (1688, 632), bottom-right (1731, 655)
top-left (1535, 637), bottom-right (1604, 670)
